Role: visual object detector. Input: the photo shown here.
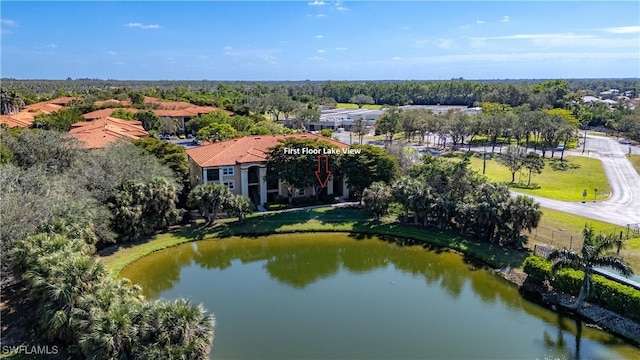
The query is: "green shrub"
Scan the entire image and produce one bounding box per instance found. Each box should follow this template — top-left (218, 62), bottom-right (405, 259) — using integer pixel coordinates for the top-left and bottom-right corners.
top-left (523, 255), bottom-right (640, 321)
top-left (550, 268), bottom-right (582, 296)
top-left (522, 255), bottom-right (551, 282)
top-left (592, 275), bottom-right (640, 322)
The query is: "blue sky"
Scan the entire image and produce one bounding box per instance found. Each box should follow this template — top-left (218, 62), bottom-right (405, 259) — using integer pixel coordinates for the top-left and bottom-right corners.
top-left (1, 1), bottom-right (639, 80)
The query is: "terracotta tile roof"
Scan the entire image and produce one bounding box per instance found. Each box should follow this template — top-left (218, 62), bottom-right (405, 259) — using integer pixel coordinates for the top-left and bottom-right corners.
top-left (0, 113), bottom-right (35, 128)
top-left (23, 102), bottom-right (63, 114)
top-left (93, 99), bottom-right (132, 107)
top-left (143, 97), bottom-right (232, 116)
top-left (82, 108), bottom-right (139, 120)
top-left (68, 117), bottom-right (148, 149)
top-left (154, 109), bottom-right (201, 118)
top-left (186, 134), bottom-right (349, 168)
top-left (46, 96), bottom-right (81, 105)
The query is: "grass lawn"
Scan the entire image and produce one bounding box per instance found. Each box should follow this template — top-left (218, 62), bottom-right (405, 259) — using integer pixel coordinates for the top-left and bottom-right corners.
top-left (336, 103), bottom-right (383, 110)
top-left (629, 154), bottom-right (640, 175)
top-left (463, 154), bottom-right (611, 201)
top-left (100, 204), bottom-right (640, 277)
top-left (100, 207), bottom-right (530, 276)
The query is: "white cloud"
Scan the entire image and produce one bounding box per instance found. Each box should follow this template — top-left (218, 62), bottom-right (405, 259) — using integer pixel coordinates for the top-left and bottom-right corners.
top-left (279, 40), bottom-right (288, 44)
top-left (223, 46), bottom-right (239, 56)
top-left (317, 14), bottom-right (326, 17)
top-left (502, 16), bottom-right (510, 23)
top-left (476, 20), bottom-right (485, 24)
top-left (315, 34), bottom-right (324, 39)
top-left (308, 56), bottom-right (325, 61)
top-left (400, 26), bottom-right (410, 31)
top-left (124, 22), bottom-right (160, 29)
top-left (469, 32), bottom-right (639, 49)
top-left (391, 56), bottom-right (403, 61)
top-left (600, 26), bottom-right (640, 34)
top-left (317, 49), bottom-right (326, 53)
top-left (333, 1), bottom-right (349, 11)
top-left (335, 47), bottom-right (347, 51)
top-left (437, 39), bottom-right (455, 49)
top-left (114, 61), bottom-right (125, 66)
top-left (308, 1), bottom-right (327, 6)
top-left (478, 33), bottom-right (594, 41)
top-left (45, 43), bottom-right (58, 48)
top-left (107, 51), bottom-right (118, 55)
top-left (1, 18), bottom-right (18, 34)
top-left (1, 19), bottom-right (18, 27)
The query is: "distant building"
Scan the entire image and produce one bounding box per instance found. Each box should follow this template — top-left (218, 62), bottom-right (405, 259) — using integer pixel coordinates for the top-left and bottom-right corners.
top-left (0, 97), bottom-right (79, 128)
top-left (67, 117), bottom-right (148, 149)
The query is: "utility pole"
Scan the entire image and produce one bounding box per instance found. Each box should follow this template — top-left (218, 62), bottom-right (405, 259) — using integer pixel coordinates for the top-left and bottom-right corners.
top-left (582, 128), bottom-right (587, 154)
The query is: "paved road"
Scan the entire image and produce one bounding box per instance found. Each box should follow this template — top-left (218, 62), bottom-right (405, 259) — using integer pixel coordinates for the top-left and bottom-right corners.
top-left (334, 131), bottom-right (640, 227)
top-left (522, 135), bottom-right (640, 227)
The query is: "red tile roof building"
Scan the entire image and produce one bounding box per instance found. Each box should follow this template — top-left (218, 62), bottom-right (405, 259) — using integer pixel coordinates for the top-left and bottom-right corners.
top-left (67, 117), bottom-right (148, 149)
top-left (186, 134), bottom-right (350, 205)
top-left (0, 97), bottom-right (76, 128)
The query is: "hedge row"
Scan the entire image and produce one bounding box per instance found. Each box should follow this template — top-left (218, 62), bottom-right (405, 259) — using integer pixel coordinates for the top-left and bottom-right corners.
top-left (523, 256), bottom-right (640, 322)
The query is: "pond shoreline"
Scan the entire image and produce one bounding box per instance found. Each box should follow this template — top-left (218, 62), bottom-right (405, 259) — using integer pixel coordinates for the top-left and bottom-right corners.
top-left (101, 213), bottom-right (640, 349)
top-left (497, 267), bottom-right (640, 346)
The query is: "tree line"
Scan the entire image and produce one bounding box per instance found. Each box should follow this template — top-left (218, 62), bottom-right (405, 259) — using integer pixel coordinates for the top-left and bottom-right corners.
top-left (362, 155), bottom-right (542, 248)
top-left (0, 128), bottom-right (216, 358)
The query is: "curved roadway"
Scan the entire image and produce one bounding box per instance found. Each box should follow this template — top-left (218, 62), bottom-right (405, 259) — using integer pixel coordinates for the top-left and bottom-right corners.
top-left (512, 135), bottom-right (639, 227)
top-left (337, 131), bottom-right (640, 228)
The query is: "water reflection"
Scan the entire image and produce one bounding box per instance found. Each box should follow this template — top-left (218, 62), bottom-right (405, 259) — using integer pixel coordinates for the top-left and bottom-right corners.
top-left (119, 233), bottom-right (638, 359)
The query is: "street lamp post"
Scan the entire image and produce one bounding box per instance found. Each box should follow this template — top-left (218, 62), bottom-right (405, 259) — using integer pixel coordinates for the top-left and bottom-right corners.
top-left (593, 188), bottom-right (598, 202)
top-left (582, 128), bottom-right (587, 154)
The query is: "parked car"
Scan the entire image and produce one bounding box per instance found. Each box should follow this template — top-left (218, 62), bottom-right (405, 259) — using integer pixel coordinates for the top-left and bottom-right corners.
top-left (556, 144), bottom-right (565, 151)
top-left (187, 134), bottom-right (194, 139)
top-left (161, 134), bottom-right (171, 141)
top-left (191, 139), bottom-right (202, 146)
top-left (178, 134), bottom-right (186, 139)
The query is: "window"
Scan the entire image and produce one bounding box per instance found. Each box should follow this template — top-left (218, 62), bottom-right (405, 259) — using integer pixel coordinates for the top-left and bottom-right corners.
top-left (223, 180), bottom-right (235, 190)
top-left (206, 169), bottom-right (219, 182)
top-left (222, 167), bottom-right (234, 176)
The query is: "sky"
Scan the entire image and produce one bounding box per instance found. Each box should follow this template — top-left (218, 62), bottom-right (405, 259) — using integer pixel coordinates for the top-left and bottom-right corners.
top-left (1, 1), bottom-right (639, 80)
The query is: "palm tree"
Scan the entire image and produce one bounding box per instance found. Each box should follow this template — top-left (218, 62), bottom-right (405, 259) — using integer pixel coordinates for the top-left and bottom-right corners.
top-left (362, 182), bottom-right (393, 221)
top-left (0, 89), bottom-right (25, 115)
top-left (410, 183), bottom-right (432, 226)
top-left (391, 177), bottom-right (418, 223)
top-left (138, 299), bottom-right (215, 359)
top-left (502, 195), bottom-right (541, 247)
top-left (227, 194), bottom-right (253, 221)
top-left (187, 183), bottom-right (233, 225)
top-left (548, 226), bottom-right (633, 310)
top-left (473, 183), bottom-right (509, 242)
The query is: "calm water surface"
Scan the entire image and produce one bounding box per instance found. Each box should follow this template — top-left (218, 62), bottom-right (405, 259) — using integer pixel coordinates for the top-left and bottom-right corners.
top-left (120, 233), bottom-right (639, 359)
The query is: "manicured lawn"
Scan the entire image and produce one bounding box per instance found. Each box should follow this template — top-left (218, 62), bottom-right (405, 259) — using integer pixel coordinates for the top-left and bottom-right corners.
top-left (464, 154), bottom-right (611, 201)
top-left (100, 207), bottom-right (529, 276)
top-left (628, 154), bottom-right (640, 175)
top-left (336, 103), bottom-right (383, 110)
top-left (100, 206), bottom-right (640, 277)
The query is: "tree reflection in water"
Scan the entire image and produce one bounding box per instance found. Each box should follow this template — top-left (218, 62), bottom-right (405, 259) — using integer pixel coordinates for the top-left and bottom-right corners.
top-left (119, 232), bottom-right (636, 359)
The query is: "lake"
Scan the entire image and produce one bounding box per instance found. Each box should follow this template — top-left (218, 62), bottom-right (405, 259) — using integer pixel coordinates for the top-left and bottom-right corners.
top-left (120, 233), bottom-right (639, 359)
